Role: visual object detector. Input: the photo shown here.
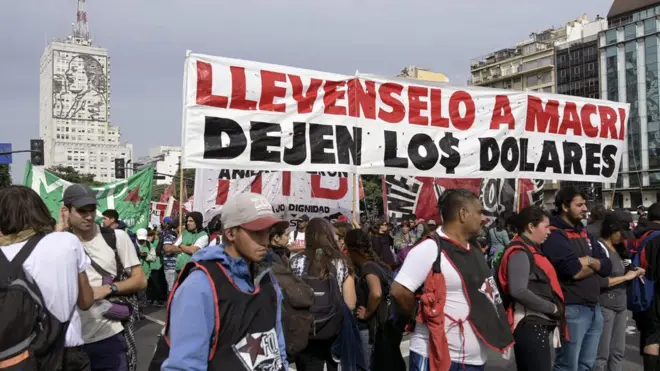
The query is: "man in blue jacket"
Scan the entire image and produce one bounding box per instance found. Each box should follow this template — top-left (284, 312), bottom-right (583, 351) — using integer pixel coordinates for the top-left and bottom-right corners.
top-left (542, 186), bottom-right (612, 371)
top-left (160, 193), bottom-right (290, 371)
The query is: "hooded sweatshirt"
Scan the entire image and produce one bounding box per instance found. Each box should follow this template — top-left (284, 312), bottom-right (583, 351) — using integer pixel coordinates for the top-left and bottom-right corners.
top-left (161, 245), bottom-right (288, 371)
top-left (541, 215), bottom-right (612, 306)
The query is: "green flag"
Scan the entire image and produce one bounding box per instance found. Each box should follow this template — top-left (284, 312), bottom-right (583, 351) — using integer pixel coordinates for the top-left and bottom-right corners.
top-left (23, 161), bottom-right (154, 233)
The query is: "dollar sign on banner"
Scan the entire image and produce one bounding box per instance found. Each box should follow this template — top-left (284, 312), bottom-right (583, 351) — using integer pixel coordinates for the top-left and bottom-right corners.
top-left (439, 132), bottom-right (460, 174)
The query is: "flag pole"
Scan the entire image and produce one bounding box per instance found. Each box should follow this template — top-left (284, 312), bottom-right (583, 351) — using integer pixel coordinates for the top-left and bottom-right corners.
top-left (352, 173), bottom-right (358, 226)
top-left (178, 165), bottom-right (184, 228)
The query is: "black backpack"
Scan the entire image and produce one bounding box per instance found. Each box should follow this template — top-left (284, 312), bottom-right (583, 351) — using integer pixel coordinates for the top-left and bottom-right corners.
top-left (361, 261), bottom-right (393, 328)
top-left (0, 234), bottom-right (70, 371)
top-left (301, 261), bottom-right (344, 340)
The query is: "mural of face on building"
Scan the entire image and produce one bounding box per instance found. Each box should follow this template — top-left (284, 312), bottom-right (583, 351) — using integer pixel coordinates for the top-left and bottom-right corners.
top-left (52, 52), bottom-right (108, 122)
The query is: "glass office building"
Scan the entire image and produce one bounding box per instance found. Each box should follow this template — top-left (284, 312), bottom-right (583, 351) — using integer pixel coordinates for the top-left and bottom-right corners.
top-left (602, 1), bottom-right (660, 208)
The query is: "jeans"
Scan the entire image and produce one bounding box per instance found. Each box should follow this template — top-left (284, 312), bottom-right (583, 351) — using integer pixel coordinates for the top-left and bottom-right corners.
top-left (554, 304), bottom-right (604, 371)
top-left (359, 329), bottom-right (372, 370)
top-left (409, 351), bottom-right (485, 371)
top-left (82, 332), bottom-right (128, 371)
top-left (164, 269), bottom-right (177, 292)
top-left (594, 307), bottom-right (626, 371)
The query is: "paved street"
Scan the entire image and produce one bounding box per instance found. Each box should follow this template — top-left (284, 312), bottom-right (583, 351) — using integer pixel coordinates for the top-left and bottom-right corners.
top-left (135, 306), bottom-right (644, 370)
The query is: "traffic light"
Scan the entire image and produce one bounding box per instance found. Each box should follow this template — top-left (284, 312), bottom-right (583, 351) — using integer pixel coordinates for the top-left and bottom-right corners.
top-left (114, 158), bottom-right (125, 179)
top-left (30, 139), bottom-right (44, 166)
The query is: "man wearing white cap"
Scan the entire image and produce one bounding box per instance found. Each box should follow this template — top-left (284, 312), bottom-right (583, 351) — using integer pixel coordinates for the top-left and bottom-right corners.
top-left (154, 193), bottom-right (289, 371)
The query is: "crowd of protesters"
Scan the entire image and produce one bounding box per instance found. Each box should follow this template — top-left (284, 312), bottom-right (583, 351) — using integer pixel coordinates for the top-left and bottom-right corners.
top-left (5, 182), bottom-right (660, 371)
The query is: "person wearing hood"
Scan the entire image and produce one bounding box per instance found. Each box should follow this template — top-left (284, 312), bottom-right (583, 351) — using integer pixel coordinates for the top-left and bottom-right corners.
top-left (632, 202), bottom-right (660, 370)
top-left (541, 186), bottom-right (612, 371)
top-left (171, 211), bottom-right (208, 273)
top-left (154, 193), bottom-right (289, 371)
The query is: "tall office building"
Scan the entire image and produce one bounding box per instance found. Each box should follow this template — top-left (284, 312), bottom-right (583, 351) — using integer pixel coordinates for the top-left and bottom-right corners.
top-left (39, 0), bottom-right (132, 183)
top-left (600, 0), bottom-right (660, 208)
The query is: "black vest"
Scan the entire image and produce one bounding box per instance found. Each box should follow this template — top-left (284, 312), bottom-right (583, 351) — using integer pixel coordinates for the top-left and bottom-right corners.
top-left (552, 227), bottom-right (600, 306)
top-left (435, 236), bottom-right (513, 351)
top-left (149, 260), bottom-right (286, 371)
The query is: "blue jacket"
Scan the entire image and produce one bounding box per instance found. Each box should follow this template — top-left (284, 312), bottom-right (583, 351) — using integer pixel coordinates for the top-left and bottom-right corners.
top-left (331, 304), bottom-right (367, 371)
top-left (542, 215), bottom-right (612, 279)
top-left (161, 244), bottom-right (288, 371)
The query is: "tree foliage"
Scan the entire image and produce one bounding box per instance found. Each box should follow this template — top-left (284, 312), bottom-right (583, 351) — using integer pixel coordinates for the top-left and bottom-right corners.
top-left (151, 169), bottom-right (195, 202)
top-left (48, 165), bottom-right (103, 187)
top-left (361, 175), bottom-right (383, 216)
top-left (0, 164), bottom-right (11, 189)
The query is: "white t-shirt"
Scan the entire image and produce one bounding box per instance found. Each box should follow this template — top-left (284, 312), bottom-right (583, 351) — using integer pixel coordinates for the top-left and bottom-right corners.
top-left (78, 226), bottom-right (141, 344)
top-left (394, 230), bottom-right (487, 365)
top-left (289, 254), bottom-right (348, 293)
top-left (174, 234), bottom-right (209, 249)
top-left (1, 232), bottom-right (91, 347)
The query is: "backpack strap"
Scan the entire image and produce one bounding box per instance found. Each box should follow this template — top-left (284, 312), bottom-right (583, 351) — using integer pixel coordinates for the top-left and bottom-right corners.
top-left (0, 234), bottom-right (46, 278)
top-left (89, 227), bottom-right (126, 280)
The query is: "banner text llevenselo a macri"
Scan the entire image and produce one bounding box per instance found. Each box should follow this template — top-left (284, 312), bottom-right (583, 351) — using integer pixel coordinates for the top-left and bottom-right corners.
top-left (181, 53), bottom-right (630, 183)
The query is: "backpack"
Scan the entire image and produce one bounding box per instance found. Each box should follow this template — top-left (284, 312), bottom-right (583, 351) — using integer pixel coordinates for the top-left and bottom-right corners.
top-left (0, 234), bottom-right (70, 371)
top-left (627, 230), bottom-right (660, 313)
top-left (301, 260), bottom-right (344, 340)
top-left (270, 261), bottom-right (315, 356)
top-left (361, 261), bottom-right (394, 328)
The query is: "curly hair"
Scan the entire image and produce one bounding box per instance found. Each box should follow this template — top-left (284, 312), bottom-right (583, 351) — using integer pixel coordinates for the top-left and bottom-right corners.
top-left (303, 218), bottom-right (352, 279)
top-left (345, 229), bottom-right (387, 267)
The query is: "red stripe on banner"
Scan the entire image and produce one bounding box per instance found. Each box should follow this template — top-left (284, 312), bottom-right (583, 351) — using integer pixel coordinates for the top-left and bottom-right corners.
top-left (216, 179), bottom-right (230, 205)
top-left (282, 171), bottom-right (291, 196)
top-left (251, 174), bottom-right (262, 194)
top-left (311, 175), bottom-right (348, 200)
top-left (196, 61), bottom-right (228, 108)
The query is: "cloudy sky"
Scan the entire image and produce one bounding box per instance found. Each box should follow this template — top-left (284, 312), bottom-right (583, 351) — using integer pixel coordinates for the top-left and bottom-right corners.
top-left (1, 0), bottom-right (611, 182)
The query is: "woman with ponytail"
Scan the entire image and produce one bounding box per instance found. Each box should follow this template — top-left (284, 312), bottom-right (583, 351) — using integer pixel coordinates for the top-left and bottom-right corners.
top-left (496, 205), bottom-right (565, 371)
top-left (289, 218), bottom-right (356, 371)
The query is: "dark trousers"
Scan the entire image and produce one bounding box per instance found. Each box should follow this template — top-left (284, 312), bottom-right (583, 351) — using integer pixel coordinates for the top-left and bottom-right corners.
top-left (514, 320), bottom-right (555, 371)
top-left (62, 347), bottom-right (91, 371)
top-left (82, 333), bottom-right (128, 371)
top-left (295, 338), bottom-right (338, 371)
top-left (147, 268), bottom-right (167, 302)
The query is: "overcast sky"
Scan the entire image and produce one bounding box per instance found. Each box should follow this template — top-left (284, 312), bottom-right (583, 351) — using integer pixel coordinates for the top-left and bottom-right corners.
top-left (1, 0), bottom-right (612, 182)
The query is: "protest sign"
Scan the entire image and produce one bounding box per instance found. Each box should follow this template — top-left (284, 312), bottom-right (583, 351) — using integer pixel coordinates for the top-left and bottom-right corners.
top-left (384, 176), bottom-right (544, 225)
top-left (193, 169), bottom-right (357, 223)
top-left (182, 53), bottom-right (629, 183)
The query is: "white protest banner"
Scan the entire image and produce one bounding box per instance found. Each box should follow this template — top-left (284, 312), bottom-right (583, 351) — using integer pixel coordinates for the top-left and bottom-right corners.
top-left (193, 169), bottom-right (357, 223)
top-left (181, 53), bottom-right (629, 183)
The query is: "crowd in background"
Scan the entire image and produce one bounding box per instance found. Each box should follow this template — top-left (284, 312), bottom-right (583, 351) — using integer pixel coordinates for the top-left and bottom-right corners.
top-left (5, 182), bottom-right (660, 371)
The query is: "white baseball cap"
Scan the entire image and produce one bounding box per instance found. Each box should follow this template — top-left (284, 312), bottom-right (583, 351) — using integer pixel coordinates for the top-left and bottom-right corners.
top-left (221, 193), bottom-right (288, 231)
top-left (136, 228), bottom-right (148, 241)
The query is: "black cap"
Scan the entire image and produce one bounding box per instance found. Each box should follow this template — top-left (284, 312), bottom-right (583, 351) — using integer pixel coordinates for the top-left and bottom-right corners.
top-left (299, 214), bottom-right (310, 222)
top-left (62, 184), bottom-right (98, 208)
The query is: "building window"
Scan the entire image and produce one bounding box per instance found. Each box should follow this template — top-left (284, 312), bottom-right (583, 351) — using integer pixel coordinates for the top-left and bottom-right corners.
top-left (560, 70), bottom-right (567, 77)
top-left (625, 24), bottom-right (637, 40)
top-left (588, 62), bottom-right (595, 71)
top-left (645, 18), bottom-right (658, 34)
top-left (606, 29), bottom-right (617, 45)
top-left (606, 46), bottom-right (619, 101)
